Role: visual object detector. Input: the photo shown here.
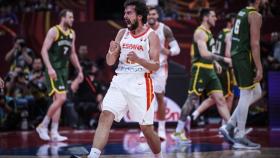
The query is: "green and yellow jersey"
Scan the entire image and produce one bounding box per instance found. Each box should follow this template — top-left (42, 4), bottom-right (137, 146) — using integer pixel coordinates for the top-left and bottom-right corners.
top-left (48, 25), bottom-right (74, 69)
top-left (231, 7), bottom-right (257, 56)
top-left (216, 28), bottom-right (231, 68)
top-left (191, 25), bottom-right (215, 68)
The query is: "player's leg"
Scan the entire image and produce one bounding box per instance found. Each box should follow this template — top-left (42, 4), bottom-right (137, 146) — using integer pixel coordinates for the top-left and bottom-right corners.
top-left (140, 124), bottom-right (162, 157)
top-left (210, 92), bottom-right (230, 122)
top-left (192, 97), bottom-right (215, 120)
top-left (221, 54), bottom-right (261, 148)
top-left (152, 69), bottom-right (168, 140)
top-left (126, 73), bottom-right (162, 157)
top-left (173, 66), bottom-right (203, 142)
top-left (172, 93), bottom-right (198, 142)
top-left (224, 69), bottom-right (235, 113)
top-left (50, 105), bottom-right (68, 141)
top-left (88, 110), bottom-right (115, 158)
top-left (88, 76), bottom-right (127, 158)
top-left (36, 71), bottom-right (67, 141)
top-left (155, 92), bottom-right (167, 140)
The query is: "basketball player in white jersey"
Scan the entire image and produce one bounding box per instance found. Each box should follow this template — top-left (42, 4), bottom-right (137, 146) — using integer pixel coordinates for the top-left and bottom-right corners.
top-left (146, 6), bottom-right (180, 140)
top-left (88, 0), bottom-right (162, 158)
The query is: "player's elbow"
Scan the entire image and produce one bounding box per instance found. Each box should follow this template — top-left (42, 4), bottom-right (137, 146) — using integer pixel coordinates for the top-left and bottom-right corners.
top-left (169, 41), bottom-right (180, 56)
top-left (106, 60), bottom-right (115, 66)
top-left (250, 41), bottom-right (260, 50)
top-left (201, 53), bottom-right (210, 59)
top-left (151, 63), bottom-right (160, 71)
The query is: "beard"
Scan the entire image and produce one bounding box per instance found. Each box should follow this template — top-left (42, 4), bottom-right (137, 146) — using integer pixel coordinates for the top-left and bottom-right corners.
top-left (64, 21), bottom-right (73, 28)
top-left (208, 20), bottom-right (215, 27)
top-left (127, 19), bottom-right (139, 31)
top-left (148, 18), bottom-right (156, 26)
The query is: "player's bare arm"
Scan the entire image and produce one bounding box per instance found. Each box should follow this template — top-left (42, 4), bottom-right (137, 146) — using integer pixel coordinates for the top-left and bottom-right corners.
top-left (127, 31), bottom-right (160, 71)
top-left (249, 11), bottom-right (263, 82)
top-left (195, 29), bottom-right (230, 64)
top-left (69, 31), bottom-right (84, 82)
top-left (106, 29), bottom-right (126, 66)
top-left (224, 32), bottom-right (232, 66)
top-left (163, 25), bottom-right (180, 56)
top-left (41, 27), bottom-right (57, 80)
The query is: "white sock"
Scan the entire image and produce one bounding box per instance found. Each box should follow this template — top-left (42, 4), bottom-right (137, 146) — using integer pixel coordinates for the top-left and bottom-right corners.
top-left (252, 83), bottom-right (262, 103)
top-left (192, 111), bottom-right (200, 120)
top-left (41, 116), bottom-right (50, 128)
top-left (88, 148), bottom-right (101, 158)
top-left (158, 120), bottom-right (165, 130)
top-left (234, 89), bottom-right (253, 137)
top-left (175, 120), bottom-right (185, 133)
top-left (51, 122), bottom-right (59, 133)
top-left (154, 151), bottom-right (163, 158)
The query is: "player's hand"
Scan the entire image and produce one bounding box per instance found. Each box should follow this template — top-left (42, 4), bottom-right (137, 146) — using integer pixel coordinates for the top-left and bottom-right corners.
top-left (127, 51), bottom-right (139, 64)
top-left (0, 77), bottom-right (4, 89)
top-left (48, 68), bottom-right (57, 80)
top-left (214, 62), bottom-right (222, 74)
top-left (71, 78), bottom-right (80, 93)
top-left (254, 68), bottom-right (263, 83)
top-left (162, 48), bottom-right (170, 55)
top-left (223, 57), bottom-right (232, 66)
top-left (109, 40), bottom-right (120, 54)
top-left (77, 71), bottom-right (84, 83)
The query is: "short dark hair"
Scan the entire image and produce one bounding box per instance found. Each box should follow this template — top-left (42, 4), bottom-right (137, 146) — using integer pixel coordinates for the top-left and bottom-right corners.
top-left (148, 6), bottom-right (158, 13)
top-left (225, 13), bottom-right (236, 23)
top-left (124, 0), bottom-right (148, 24)
top-left (199, 8), bottom-right (214, 20)
top-left (59, 9), bottom-right (73, 19)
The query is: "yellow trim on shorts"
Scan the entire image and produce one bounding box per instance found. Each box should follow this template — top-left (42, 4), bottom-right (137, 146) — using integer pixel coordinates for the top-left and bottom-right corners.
top-left (207, 90), bottom-right (223, 96)
top-left (225, 70), bottom-right (233, 97)
top-left (239, 82), bottom-right (258, 90)
top-left (188, 65), bottom-right (202, 96)
top-left (48, 78), bottom-right (66, 96)
top-left (194, 62), bottom-right (214, 69)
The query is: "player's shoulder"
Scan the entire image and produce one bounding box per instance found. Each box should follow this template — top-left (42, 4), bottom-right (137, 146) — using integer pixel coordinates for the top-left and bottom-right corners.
top-left (162, 23), bottom-right (171, 32)
top-left (249, 10), bottom-right (262, 18)
top-left (148, 29), bottom-right (159, 40)
top-left (118, 28), bottom-right (127, 37)
top-left (119, 28), bottom-right (126, 34)
top-left (46, 26), bottom-right (59, 38)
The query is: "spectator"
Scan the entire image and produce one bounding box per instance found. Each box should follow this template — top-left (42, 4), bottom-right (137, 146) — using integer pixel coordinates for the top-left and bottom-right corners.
top-left (5, 37), bottom-right (35, 74)
top-left (5, 65), bottom-right (34, 130)
top-left (71, 62), bottom-right (106, 129)
top-left (28, 58), bottom-right (48, 126)
top-left (188, 0), bottom-right (209, 11)
top-left (272, 32), bottom-right (280, 63)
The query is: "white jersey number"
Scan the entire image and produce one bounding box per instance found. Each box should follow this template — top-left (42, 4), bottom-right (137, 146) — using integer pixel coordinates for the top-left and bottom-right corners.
top-left (233, 19), bottom-right (241, 35)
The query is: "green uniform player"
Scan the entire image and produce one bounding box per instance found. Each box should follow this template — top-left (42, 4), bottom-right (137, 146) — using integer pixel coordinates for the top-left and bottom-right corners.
top-left (189, 26), bottom-right (223, 96)
top-left (191, 13), bottom-right (237, 124)
top-left (231, 7), bottom-right (259, 89)
top-left (173, 9), bottom-right (231, 143)
top-left (220, 0), bottom-right (264, 150)
top-left (216, 28), bottom-right (234, 97)
top-left (45, 25), bottom-right (74, 96)
top-left (36, 9), bottom-right (83, 142)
